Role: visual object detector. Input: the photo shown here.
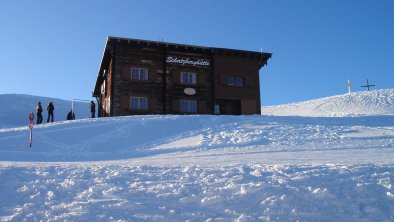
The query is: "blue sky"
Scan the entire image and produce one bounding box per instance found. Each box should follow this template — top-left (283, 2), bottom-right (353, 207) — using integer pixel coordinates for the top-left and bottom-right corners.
top-left (1, 0), bottom-right (393, 105)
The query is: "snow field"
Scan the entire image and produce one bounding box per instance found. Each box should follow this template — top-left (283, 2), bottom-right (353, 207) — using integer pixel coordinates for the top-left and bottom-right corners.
top-left (1, 164), bottom-right (393, 221)
top-left (1, 89), bottom-right (394, 221)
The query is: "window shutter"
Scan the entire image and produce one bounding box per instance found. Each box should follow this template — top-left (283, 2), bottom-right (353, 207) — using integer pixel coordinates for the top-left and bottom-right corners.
top-left (172, 99), bottom-right (180, 113)
top-left (122, 65), bottom-right (131, 80)
top-left (173, 71), bottom-right (181, 84)
top-left (149, 97), bottom-right (157, 113)
top-left (120, 96), bottom-right (130, 109)
top-left (198, 101), bottom-right (207, 114)
top-left (197, 73), bottom-right (206, 85)
top-left (245, 76), bottom-right (254, 87)
top-left (220, 74), bottom-right (227, 84)
top-left (148, 67), bottom-right (157, 82)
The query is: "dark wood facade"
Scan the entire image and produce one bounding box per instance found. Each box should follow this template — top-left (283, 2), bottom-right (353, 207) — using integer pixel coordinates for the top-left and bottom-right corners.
top-left (93, 37), bottom-right (271, 116)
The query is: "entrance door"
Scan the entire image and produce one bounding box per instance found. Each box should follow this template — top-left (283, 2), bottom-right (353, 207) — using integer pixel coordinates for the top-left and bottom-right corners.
top-left (215, 99), bottom-right (241, 115)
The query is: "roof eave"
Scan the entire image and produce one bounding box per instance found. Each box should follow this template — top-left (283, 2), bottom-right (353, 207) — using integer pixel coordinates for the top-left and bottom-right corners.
top-left (258, 53), bottom-right (272, 69)
top-left (92, 37), bottom-right (111, 97)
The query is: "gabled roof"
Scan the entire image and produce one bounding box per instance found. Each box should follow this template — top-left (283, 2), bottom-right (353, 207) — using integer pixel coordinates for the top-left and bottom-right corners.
top-left (93, 36), bottom-right (272, 97)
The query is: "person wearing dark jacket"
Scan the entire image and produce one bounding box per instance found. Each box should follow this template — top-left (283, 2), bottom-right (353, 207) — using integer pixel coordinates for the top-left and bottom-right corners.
top-left (36, 102), bottom-right (43, 124)
top-left (47, 102), bottom-right (54, 123)
top-left (66, 110), bottom-right (75, 120)
top-left (90, 101), bottom-right (96, 118)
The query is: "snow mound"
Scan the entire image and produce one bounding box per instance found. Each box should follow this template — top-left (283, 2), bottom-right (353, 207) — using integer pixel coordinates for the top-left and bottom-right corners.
top-left (0, 94), bottom-right (91, 128)
top-left (261, 89), bottom-right (394, 117)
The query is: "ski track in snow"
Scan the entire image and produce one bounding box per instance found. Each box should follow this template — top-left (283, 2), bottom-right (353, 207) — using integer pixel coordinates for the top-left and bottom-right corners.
top-left (1, 90), bottom-right (394, 221)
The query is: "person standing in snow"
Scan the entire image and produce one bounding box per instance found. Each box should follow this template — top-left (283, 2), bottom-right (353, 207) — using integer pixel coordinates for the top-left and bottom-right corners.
top-left (90, 100), bottom-right (96, 118)
top-left (36, 102), bottom-right (43, 124)
top-left (47, 101), bottom-right (54, 123)
top-left (66, 110), bottom-right (75, 120)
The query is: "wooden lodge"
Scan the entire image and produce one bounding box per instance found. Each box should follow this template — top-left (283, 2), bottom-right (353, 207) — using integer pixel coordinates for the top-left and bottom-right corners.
top-left (92, 37), bottom-right (272, 116)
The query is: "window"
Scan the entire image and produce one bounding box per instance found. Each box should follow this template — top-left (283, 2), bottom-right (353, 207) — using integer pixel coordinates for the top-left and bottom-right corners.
top-left (180, 100), bottom-right (197, 113)
top-left (214, 105), bottom-right (220, 114)
top-left (130, 97), bottom-right (148, 110)
top-left (131, 68), bottom-right (148, 80)
top-left (227, 75), bottom-right (245, 86)
top-left (181, 72), bottom-right (197, 84)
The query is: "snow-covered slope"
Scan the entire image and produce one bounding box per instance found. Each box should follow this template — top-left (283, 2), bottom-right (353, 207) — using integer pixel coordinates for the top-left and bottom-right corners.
top-left (1, 115), bottom-right (394, 221)
top-left (1, 115), bottom-right (394, 163)
top-left (1, 91), bottom-right (394, 221)
top-left (0, 94), bottom-right (91, 128)
top-left (261, 89), bottom-right (394, 117)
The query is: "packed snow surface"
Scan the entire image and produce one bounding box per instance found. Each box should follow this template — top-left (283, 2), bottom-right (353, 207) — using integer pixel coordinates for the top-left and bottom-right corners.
top-left (1, 90), bottom-right (394, 221)
top-left (261, 89), bottom-right (394, 117)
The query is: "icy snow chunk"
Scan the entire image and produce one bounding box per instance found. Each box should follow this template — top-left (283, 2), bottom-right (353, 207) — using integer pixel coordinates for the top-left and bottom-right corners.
top-left (201, 195), bottom-right (221, 205)
top-left (237, 214), bottom-right (252, 222)
top-left (236, 186), bottom-right (247, 195)
top-left (17, 185), bottom-right (29, 192)
top-left (46, 191), bottom-right (55, 201)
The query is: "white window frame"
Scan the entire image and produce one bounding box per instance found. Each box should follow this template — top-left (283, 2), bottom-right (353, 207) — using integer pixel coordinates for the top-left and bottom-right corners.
top-left (130, 96), bottom-right (148, 110)
top-left (181, 72), bottom-right (197, 85)
top-left (101, 80), bottom-right (106, 94)
top-left (105, 96), bottom-right (111, 114)
top-left (180, 100), bottom-right (197, 113)
top-left (131, 68), bottom-right (149, 80)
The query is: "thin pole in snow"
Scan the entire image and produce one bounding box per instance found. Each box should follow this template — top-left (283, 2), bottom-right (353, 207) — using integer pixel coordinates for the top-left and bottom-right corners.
top-left (28, 112), bottom-right (34, 148)
top-left (71, 98), bottom-right (92, 116)
top-left (347, 80), bottom-right (352, 95)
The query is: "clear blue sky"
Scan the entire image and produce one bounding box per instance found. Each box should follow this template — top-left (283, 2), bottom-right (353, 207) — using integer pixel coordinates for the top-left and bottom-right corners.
top-left (1, 0), bottom-right (393, 105)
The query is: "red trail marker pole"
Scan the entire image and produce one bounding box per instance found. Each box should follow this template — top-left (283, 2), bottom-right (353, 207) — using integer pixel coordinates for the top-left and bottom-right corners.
top-left (28, 112), bottom-right (34, 148)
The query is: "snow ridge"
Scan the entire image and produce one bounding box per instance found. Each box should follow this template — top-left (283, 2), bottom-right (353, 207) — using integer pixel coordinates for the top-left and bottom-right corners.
top-left (261, 89), bottom-right (394, 117)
